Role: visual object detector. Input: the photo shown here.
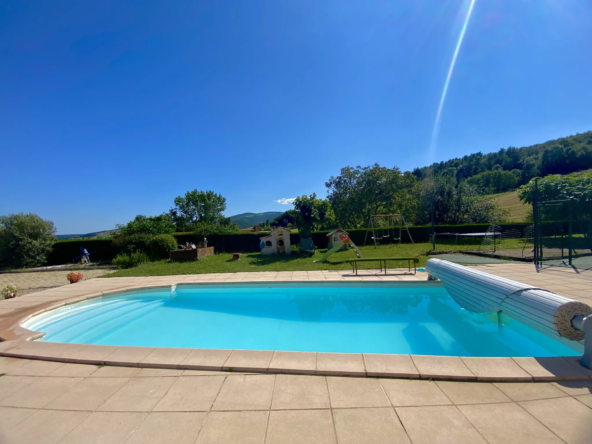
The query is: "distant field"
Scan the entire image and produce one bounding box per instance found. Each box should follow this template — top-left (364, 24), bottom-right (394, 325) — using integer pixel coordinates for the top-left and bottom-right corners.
top-left (485, 190), bottom-right (531, 223)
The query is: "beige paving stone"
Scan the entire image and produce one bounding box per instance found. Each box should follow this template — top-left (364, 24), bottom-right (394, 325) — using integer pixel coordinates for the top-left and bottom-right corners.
top-left (268, 351), bottom-right (316, 374)
top-left (513, 357), bottom-right (591, 381)
top-left (333, 407), bottom-right (410, 444)
top-left (154, 376), bottom-right (226, 412)
top-left (271, 374), bottom-right (330, 410)
top-left (222, 350), bottom-right (273, 372)
top-left (0, 357), bottom-right (30, 374)
top-left (89, 365), bottom-right (141, 378)
top-left (1, 409), bottom-right (89, 444)
top-left (46, 377), bottom-right (129, 411)
top-left (47, 363), bottom-right (100, 377)
top-left (575, 394), bottom-right (592, 408)
top-left (195, 411), bottom-right (268, 444)
top-left (8, 359), bottom-right (67, 376)
top-left (139, 348), bottom-right (192, 368)
top-left (459, 402), bottom-right (563, 444)
top-left (0, 376), bottom-right (83, 408)
top-left (212, 375), bottom-right (275, 411)
top-left (363, 353), bottom-right (419, 378)
top-left (326, 376), bottom-right (390, 408)
top-left (125, 412), bottom-right (207, 444)
top-left (181, 348), bottom-right (232, 370)
top-left (520, 397), bottom-right (592, 444)
top-left (462, 357), bottom-right (532, 381)
top-left (380, 379), bottom-right (451, 407)
top-left (396, 405), bottom-right (486, 444)
top-left (493, 382), bottom-right (569, 401)
top-left (103, 346), bottom-right (155, 366)
top-left (552, 380), bottom-right (592, 396)
top-left (0, 406), bottom-right (37, 432)
top-left (435, 381), bottom-right (511, 404)
top-left (58, 411), bottom-right (146, 444)
top-left (0, 375), bottom-right (36, 401)
top-left (135, 368), bottom-right (184, 377)
top-left (316, 352), bottom-right (365, 376)
top-left (97, 376), bottom-right (176, 412)
top-left (68, 344), bottom-right (120, 364)
top-left (266, 409), bottom-right (336, 444)
top-left (412, 355), bottom-right (475, 380)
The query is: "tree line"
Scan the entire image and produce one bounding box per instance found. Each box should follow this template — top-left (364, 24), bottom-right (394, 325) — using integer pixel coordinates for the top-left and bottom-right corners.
top-left (413, 131), bottom-right (592, 194)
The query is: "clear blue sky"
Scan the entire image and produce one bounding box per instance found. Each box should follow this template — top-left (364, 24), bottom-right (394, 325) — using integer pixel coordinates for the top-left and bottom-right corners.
top-left (1, 0), bottom-right (591, 234)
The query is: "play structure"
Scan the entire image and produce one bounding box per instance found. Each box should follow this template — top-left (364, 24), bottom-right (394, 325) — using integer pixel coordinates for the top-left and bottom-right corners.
top-left (363, 214), bottom-right (414, 248)
top-left (314, 229), bottom-right (362, 262)
top-left (260, 226), bottom-right (291, 255)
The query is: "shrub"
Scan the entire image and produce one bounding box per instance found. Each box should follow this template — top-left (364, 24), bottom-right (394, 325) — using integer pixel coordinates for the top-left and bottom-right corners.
top-left (149, 234), bottom-right (177, 260)
top-left (112, 252), bottom-right (150, 269)
top-left (0, 213), bottom-right (56, 269)
top-left (66, 272), bottom-right (84, 284)
top-left (111, 234), bottom-right (153, 256)
top-left (2, 284), bottom-right (19, 299)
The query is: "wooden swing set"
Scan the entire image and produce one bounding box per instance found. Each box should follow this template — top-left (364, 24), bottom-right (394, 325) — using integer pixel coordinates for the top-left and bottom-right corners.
top-left (363, 214), bottom-right (414, 248)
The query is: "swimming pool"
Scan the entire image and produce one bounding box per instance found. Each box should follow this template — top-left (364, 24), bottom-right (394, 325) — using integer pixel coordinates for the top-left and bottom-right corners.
top-left (24, 283), bottom-right (583, 357)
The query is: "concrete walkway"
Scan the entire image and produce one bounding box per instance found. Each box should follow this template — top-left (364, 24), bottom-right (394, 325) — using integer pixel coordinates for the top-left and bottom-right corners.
top-left (1, 356), bottom-right (591, 444)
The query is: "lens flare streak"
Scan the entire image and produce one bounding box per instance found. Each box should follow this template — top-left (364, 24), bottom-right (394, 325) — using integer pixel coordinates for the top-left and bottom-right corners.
top-left (429, 0), bottom-right (477, 161)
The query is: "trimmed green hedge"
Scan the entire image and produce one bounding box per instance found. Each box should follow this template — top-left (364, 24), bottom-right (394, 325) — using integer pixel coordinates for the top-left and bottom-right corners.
top-left (46, 238), bottom-right (116, 266)
top-left (46, 222), bottom-right (537, 265)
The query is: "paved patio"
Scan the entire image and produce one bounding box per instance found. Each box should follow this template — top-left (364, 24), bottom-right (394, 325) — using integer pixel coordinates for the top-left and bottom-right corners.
top-left (0, 263), bottom-right (591, 442)
top-left (1, 356), bottom-right (592, 443)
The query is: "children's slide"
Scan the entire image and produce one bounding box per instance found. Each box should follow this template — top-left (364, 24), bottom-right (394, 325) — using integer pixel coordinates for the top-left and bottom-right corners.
top-left (314, 235), bottom-right (362, 263)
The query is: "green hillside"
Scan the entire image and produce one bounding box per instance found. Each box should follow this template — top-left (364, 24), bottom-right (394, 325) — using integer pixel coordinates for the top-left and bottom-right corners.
top-left (484, 191), bottom-right (531, 223)
top-left (413, 131), bottom-right (592, 191)
top-left (229, 211), bottom-right (283, 229)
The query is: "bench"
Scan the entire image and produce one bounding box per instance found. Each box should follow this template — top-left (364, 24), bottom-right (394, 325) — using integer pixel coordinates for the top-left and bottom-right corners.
top-left (347, 257), bottom-right (419, 275)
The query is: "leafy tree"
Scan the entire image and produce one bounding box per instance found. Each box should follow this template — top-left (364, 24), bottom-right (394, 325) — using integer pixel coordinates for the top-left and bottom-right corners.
top-left (115, 214), bottom-right (176, 236)
top-left (416, 176), bottom-right (507, 225)
top-left (465, 170), bottom-right (519, 194)
top-left (169, 190), bottom-right (228, 231)
top-left (293, 194), bottom-right (336, 238)
top-left (325, 164), bottom-right (419, 228)
top-left (518, 171), bottom-right (592, 204)
top-left (0, 213), bottom-right (56, 269)
top-left (272, 210), bottom-right (297, 228)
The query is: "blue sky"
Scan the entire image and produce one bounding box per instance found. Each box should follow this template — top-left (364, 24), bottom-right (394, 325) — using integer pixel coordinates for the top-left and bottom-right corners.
top-left (1, 0), bottom-right (591, 234)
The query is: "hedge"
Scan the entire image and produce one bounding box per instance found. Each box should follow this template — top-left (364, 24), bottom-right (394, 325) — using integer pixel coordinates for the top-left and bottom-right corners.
top-left (46, 238), bottom-right (116, 266)
top-left (46, 222), bottom-right (538, 265)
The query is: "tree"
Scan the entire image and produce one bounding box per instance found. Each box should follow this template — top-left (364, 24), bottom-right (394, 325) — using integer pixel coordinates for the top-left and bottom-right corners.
top-left (293, 194), bottom-right (336, 238)
top-left (169, 190), bottom-right (228, 231)
top-left (416, 176), bottom-right (507, 225)
top-left (518, 170), bottom-right (592, 204)
top-left (0, 213), bottom-right (56, 269)
top-left (115, 214), bottom-right (176, 236)
top-left (326, 164), bottom-right (420, 228)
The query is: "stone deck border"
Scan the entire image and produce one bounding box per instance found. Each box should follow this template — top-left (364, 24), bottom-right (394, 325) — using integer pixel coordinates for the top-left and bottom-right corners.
top-left (1, 270), bottom-right (591, 382)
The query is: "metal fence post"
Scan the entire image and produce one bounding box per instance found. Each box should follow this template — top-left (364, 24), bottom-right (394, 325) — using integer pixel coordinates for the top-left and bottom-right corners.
top-left (568, 200), bottom-right (573, 266)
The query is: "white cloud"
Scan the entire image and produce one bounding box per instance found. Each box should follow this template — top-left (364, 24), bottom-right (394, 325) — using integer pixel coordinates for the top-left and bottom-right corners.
top-left (275, 197), bottom-right (296, 205)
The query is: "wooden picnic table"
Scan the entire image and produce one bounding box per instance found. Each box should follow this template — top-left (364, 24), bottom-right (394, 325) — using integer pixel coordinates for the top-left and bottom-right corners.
top-left (347, 257), bottom-right (419, 275)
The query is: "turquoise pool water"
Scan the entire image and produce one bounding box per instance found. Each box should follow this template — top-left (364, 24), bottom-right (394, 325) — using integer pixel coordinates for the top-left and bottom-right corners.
top-left (24, 283), bottom-right (583, 357)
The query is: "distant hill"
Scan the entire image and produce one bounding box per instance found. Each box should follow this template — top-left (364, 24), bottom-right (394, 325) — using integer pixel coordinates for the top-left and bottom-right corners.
top-left (56, 230), bottom-right (115, 240)
top-left (229, 212), bottom-right (283, 229)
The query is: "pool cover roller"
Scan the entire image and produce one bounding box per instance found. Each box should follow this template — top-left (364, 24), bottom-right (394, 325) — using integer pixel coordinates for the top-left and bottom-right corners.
top-left (425, 258), bottom-right (592, 342)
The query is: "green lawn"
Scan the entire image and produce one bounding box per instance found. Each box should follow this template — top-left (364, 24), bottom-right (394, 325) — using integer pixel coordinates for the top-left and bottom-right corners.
top-left (104, 241), bottom-right (519, 277)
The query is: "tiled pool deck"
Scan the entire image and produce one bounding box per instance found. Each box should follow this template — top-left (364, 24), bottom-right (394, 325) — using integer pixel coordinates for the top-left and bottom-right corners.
top-left (1, 264), bottom-right (591, 442)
